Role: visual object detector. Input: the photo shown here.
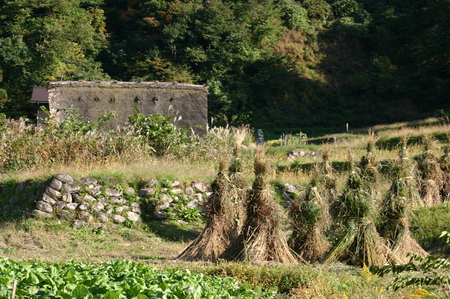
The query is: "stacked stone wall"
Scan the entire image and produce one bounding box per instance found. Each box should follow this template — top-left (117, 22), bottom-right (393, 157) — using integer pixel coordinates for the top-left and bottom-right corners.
top-left (17, 174), bottom-right (210, 228)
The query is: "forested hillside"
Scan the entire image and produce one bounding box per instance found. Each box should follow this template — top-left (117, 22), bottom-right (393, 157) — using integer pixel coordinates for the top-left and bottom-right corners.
top-left (0, 0), bottom-right (448, 137)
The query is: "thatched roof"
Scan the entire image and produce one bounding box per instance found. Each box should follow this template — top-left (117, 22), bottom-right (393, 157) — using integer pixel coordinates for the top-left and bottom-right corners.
top-left (47, 81), bottom-right (208, 91)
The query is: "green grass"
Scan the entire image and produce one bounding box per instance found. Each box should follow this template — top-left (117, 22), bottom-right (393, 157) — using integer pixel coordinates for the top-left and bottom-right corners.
top-left (411, 203), bottom-right (450, 252)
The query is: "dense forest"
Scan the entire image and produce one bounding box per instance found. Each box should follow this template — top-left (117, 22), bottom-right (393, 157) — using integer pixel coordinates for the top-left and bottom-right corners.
top-left (0, 0), bottom-right (448, 137)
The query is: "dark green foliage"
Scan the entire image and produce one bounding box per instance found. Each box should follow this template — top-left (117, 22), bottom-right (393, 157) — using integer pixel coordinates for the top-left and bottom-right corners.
top-left (0, 0), bottom-right (449, 135)
top-left (0, 0), bottom-right (109, 118)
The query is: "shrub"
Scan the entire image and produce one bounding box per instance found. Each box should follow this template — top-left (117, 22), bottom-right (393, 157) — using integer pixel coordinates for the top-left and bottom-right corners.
top-left (126, 106), bottom-right (189, 155)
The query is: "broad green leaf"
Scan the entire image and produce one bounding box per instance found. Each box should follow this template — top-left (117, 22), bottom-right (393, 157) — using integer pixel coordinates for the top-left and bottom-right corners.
top-left (72, 285), bottom-right (92, 299)
top-left (103, 290), bottom-right (123, 299)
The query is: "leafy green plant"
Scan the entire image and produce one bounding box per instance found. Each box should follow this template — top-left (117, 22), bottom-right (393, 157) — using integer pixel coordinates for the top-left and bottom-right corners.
top-left (127, 106), bottom-right (189, 155)
top-left (370, 253), bottom-right (450, 293)
top-left (165, 196), bottom-right (204, 222)
top-left (42, 106), bottom-right (118, 136)
top-left (0, 258), bottom-right (275, 298)
top-left (370, 231), bottom-right (450, 293)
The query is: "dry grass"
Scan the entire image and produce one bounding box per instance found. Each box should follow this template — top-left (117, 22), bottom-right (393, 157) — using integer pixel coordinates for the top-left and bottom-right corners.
top-left (380, 147), bottom-right (428, 263)
top-left (375, 119), bottom-right (450, 139)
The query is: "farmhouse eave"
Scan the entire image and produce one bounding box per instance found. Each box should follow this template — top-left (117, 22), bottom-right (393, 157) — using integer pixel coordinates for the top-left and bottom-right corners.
top-left (47, 81), bottom-right (208, 91)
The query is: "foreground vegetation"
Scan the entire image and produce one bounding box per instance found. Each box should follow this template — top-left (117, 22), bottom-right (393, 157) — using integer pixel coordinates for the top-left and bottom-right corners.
top-left (0, 217), bottom-right (446, 298)
top-left (2, 115), bottom-right (450, 297)
top-left (0, 257), bottom-right (275, 298)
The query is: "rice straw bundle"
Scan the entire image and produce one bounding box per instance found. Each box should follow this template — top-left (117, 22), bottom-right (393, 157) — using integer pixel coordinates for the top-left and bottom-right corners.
top-left (324, 164), bottom-right (397, 266)
top-left (415, 137), bottom-right (444, 206)
top-left (178, 127), bottom-right (252, 261)
top-left (439, 146), bottom-right (450, 201)
top-left (381, 148), bottom-right (428, 263)
top-left (227, 153), bottom-right (248, 240)
top-left (289, 174), bottom-right (331, 262)
top-left (359, 137), bottom-right (379, 184)
top-left (177, 159), bottom-right (235, 261)
top-left (319, 147), bottom-right (338, 202)
top-left (326, 218), bottom-right (396, 266)
top-left (390, 138), bottom-right (423, 208)
top-left (222, 148), bottom-right (299, 263)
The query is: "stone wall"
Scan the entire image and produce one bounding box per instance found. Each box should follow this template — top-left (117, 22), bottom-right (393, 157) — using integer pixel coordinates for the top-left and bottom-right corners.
top-left (0, 175), bottom-right (305, 229)
top-left (27, 174), bottom-right (210, 228)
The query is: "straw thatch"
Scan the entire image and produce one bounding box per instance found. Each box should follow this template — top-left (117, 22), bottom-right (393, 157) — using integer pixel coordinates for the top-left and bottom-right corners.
top-left (221, 149), bottom-right (300, 263)
top-left (47, 81), bottom-right (208, 133)
top-left (177, 159), bottom-right (236, 261)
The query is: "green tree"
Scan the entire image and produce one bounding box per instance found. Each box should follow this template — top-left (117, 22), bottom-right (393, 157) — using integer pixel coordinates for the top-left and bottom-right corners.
top-left (0, 0), bottom-right (109, 117)
top-left (0, 69), bottom-right (7, 111)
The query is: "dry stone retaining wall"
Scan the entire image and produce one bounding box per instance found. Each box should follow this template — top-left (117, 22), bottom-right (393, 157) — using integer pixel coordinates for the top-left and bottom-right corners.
top-left (1, 175), bottom-right (302, 227)
top-left (30, 174), bottom-right (210, 228)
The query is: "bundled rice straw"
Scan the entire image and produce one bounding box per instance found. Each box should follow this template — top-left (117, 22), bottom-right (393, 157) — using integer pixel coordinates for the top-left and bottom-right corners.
top-left (324, 157), bottom-right (397, 266)
top-left (439, 146), bottom-right (450, 201)
top-left (318, 147), bottom-right (338, 202)
top-left (178, 127), bottom-right (251, 261)
top-left (227, 155), bottom-right (247, 239)
top-left (359, 135), bottom-right (379, 184)
top-left (381, 145), bottom-right (428, 263)
top-left (222, 148), bottom-right (300, 263)
top-left (289, 169), bottom-right (331, 262)
top-left (177, 159), bottom-right (236, 261)
top-left (415, 137), bottom-right (444, 206)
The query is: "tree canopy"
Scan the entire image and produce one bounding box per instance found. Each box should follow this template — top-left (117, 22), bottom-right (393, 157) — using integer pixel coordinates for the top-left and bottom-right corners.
top-left (0, 0), bottom-right (448, 137)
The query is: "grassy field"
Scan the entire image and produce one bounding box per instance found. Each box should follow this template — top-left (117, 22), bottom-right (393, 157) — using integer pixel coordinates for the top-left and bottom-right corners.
top-left (1, 117), bottom-right (450, 297)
